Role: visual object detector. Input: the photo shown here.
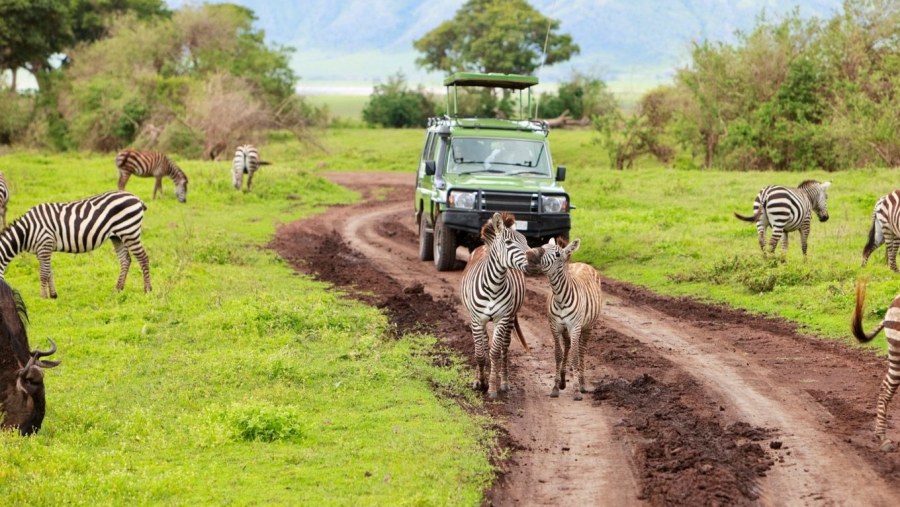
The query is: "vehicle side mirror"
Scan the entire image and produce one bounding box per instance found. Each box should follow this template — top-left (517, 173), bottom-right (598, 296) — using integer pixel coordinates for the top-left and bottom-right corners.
top-left (425, 160), bottom-right (436, 176)
top-left (556, 166), bottom-right (566, 182)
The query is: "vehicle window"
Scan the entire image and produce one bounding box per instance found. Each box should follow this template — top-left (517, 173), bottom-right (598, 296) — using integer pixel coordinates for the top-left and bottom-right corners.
top-left (422, 133), bottom-right (435, 161)
top-left (447, 139), bottom-right (551, 176)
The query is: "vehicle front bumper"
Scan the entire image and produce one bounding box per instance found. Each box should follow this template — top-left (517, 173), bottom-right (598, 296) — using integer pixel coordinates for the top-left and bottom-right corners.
top-left (441, 210), bottom-right (570, 239)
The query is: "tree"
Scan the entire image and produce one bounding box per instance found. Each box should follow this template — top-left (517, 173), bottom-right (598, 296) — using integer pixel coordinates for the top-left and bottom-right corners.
top-left (0, 0), bottom-right (71, 91)
top-left (413, 0), bottom-right (579, 75)
top-left (363, 72), bottom-right (436, 128)
top-left (537, 72), bottom-right (616, 120)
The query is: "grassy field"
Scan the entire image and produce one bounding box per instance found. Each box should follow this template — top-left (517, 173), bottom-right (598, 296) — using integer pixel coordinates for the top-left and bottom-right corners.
top-left (288, 127), bottom-right (899, 351)
top-left (304, 95), bottom-right (369, 122)
top-left (0, 151), bottom-right (493, 504)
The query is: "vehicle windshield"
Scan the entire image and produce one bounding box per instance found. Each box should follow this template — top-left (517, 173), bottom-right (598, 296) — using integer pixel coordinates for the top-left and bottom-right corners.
top-left (448, 138), bottom-right (551, 177)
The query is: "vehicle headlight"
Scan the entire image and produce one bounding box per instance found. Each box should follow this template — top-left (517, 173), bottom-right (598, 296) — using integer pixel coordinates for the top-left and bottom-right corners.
top-left (541, 195), bottom-right (568, 213)
top-left (449, 191), bottom-right (478, 210)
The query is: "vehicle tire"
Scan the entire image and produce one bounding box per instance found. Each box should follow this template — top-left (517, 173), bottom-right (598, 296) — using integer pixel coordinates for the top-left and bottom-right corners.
top-left (433, 213), bottom-right (457, 271)
top-left (418, 213), bottom-right (434, 261)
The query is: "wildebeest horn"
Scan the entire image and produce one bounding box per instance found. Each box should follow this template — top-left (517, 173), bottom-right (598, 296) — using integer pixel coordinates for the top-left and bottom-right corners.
top-left (32, 338), bottom-right (60, 368)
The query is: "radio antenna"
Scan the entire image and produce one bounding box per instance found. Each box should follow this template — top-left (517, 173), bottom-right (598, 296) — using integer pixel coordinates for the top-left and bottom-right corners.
top-left (533, 18), bottom-right (552, 118)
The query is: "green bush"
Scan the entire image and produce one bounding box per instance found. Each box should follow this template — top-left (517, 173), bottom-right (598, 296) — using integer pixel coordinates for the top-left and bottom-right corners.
top-left (362, 72), bottom-right (436, 128)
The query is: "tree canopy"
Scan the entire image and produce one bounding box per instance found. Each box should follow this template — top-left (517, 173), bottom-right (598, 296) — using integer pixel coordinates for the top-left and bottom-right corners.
top-left (413, 0), bottom-right (579, 75)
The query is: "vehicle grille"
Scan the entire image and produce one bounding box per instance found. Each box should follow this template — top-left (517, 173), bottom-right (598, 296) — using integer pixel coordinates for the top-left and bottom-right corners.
top-left (481, 191), bottom-right (537, 213)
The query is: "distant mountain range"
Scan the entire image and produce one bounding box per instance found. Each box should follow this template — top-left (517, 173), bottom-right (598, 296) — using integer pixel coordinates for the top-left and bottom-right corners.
top-left (167, 1), bottom-right (843, 95)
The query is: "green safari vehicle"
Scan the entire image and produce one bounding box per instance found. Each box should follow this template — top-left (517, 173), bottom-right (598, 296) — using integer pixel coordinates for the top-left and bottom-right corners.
top-left (414, 72), bottom-right (572, 271)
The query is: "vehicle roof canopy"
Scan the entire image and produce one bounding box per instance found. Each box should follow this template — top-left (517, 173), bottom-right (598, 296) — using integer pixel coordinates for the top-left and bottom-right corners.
top-left (443, 72), bottom-right (539, 90)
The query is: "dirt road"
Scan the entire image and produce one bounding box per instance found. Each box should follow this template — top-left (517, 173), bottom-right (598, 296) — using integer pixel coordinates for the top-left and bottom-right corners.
top-left (271, 173), bottom-right (900, 506)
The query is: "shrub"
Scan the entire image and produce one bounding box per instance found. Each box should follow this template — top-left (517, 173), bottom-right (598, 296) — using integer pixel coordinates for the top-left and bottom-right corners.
top-left (362, 72), bottom-right (436, 128)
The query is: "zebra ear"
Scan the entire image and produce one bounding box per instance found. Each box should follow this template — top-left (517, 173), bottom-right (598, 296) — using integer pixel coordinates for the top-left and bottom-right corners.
top-left (549, 237), bottom-right (557, 247)
top-left (821, 181), bottom-right (831, 189)
top-left (491, 213), bottom-right (504, 231)
top-left (564, 238), bottom-right (581, 256)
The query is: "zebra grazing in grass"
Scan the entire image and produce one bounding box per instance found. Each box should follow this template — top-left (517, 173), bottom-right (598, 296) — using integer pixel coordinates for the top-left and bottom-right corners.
top-left (852, 279), bottom-right (900, 452)
top-left (0, 191), bottom-right (151, 298)
top-left (232, 145), bottom-right (269, 191)
top-left (862, 190), bottom-right (900, 271)
top-left (460, 212), bottom-right (531, 400)
top-left (734, 180), bottom-right (831, 256)
top-left (115, 149), bottom-right (189, 203)
top-left (526, 237), bottom-right (603, 400)
top-left (0, 172), bottom-right (8, 229)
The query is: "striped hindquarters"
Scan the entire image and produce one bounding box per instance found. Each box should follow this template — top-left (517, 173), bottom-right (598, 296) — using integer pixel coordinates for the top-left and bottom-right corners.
top-left (756, 185), bottom-right (811, 232)
top-left (875, 191), bottom-right (900, 238)
top-left (115, 149), bottom-right (171, 178)
top-left (0, 172), bottom-right (8, 228)
top-left (233, 145), bottom-right (260, 175)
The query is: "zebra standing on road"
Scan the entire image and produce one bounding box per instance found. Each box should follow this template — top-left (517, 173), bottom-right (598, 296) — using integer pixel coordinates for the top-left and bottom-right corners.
top-left (460, 212), bottom-right (531, 400)
top-left (0, 172), bottom-right (8, 229)
top-left (115, 149), bottom-right (189, 203)
top-left (0, 191), bottom-right (152, 298)
top-left (734, 180), bottom-right (831, 256)
top-left (862, 190), bottom-right (900, 271)
top-left (232, 145), bottom-right (268, 191)
top-left (852, 279), bottom-right (900, 452)
top-left (526, 237), bottom-right (603, 400)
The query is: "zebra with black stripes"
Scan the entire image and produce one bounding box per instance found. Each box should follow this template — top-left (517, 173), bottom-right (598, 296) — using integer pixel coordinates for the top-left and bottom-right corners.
top-left (0, 172), bottom-right (8, 229)
top-left (526, 237), bottom-right (603, 400)
top-left (852, 279), bottom-right (900, 452)
top-left (460, 212), bottom-right (531, 400)
top-left (0, 191), bottom-right (151, 298)
top-left (734, 180), bottom-right (831, 256)
top-left (115, 149), bottom-right (189, 203)
top-left (862, 190), bottom-right (900, 271)
top-left (232, 145), bottom-right (269, 191)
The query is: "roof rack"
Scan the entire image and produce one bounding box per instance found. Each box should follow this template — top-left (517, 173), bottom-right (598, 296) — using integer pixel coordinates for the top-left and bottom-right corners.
top-left (427, 116), bottom-right (549, 137)
top-left (443, 72), bottom-right (539, 120)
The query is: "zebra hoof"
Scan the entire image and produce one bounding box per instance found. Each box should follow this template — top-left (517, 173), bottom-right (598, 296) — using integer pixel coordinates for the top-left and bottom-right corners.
top-left (879, 439), bottom-right (895, 452)
top-left (574, 392), bottom-right (583, 401)
top-left (50, 293), bottom-right (58, 299)
top-left (487, 391), bottom-right (499, 400)
top-left (550, 387), bottom-right (559, 398)
top-left (472, 380), bottom-right (483, 391)
top-left (500, 382), bottom-right (509, 392)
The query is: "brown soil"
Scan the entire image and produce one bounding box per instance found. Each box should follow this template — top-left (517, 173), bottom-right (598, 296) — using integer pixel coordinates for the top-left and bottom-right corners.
top-left (270, 172), bottom-right (900, 506)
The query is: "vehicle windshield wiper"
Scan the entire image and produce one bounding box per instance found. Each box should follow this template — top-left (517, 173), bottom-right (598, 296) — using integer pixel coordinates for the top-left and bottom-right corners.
top-left (459, 169), bottom-right (506, 175)
top-left (509, 170), bottom-right (549, 176)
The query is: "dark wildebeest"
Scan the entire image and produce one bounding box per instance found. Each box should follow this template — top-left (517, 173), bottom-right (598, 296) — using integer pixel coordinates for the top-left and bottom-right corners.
top-left (0, 279), bottom-right (60, 435)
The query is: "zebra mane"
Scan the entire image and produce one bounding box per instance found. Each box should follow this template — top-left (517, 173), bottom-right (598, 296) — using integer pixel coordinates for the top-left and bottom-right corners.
top-left (1, 214), bottom-right (25, 234)
top-left (797, 180), bottom-right (821, 189)
top-left (555, 236), bottom-right (569, 249)
top-left (480, 212), bottom-right (517, 244)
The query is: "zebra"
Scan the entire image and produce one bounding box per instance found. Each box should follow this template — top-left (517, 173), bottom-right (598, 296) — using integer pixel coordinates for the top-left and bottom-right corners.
top-left (115, 149), bottom-right (189, 203)
top-left (526, 237), bottom-right (603, 400)
top-left (232, 145), bottom-right (269, 191)
top-left (0, 172), bottom-right (8, 229)
top-left (862, 190), bottom-right (900, 271)
top-left (0, 191), bottom-right (151, 298)
top-left (460, 212), bottom-right (531, 400)
top-left (851, 279), bottom-right (900, 452)
top-left (734, 180), bottom-right (831, 256)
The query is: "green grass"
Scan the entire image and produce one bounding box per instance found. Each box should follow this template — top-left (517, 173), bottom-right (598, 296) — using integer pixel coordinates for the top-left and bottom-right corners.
top-left (284, 127), bottom-right (898, 352)
top-left (305, 94), bottom-right (369, 121)
top-left (0, 151), bottom-right (493, 504)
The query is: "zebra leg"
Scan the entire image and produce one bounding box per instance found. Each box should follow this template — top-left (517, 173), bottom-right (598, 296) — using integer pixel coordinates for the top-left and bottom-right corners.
top-left (875, 352), bottom-right (900, 451)
top-left (247, 171), bottom-right (254, 192)
top-left (570, 327), bottom-right (585, 400)
top-left (117, 171), bottom-right (130, 191)
top-left (782, 232), bottom-right (788, 253)
top-left (577, 328), bottom-right (590, 397)
top-left (153, 177), bottom-right (163, 199)
top-left (550, 322), bottom-right (565, 397)
top-left (37, 249), bottom-right (56, 299)
top-left (233, 170), bottom-right (242, 191)
top-left (487, 322), bottom-right (512, 399)
top-left (756, 223), bottom-right (767, 252)
top-left (800, 225), bottom-right (811, 257)
top-left (768, 227), bottom-right (783, 254)
top-left (887, 234), bottom-right (900, 272)
top-left (495, 320), bottom-right (514, 394)
top-left (560, 330), bottom-right (571, 391)
top-left (111, 238), bottom-right (131, 291)
top-left (471, 320), bottom-right (488, 392)
top-left (124, 238), bottom-right (152, 292)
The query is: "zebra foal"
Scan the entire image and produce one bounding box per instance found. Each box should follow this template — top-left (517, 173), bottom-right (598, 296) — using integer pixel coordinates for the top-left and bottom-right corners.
top-left (0, 191), bottom-right (151, 298)
top-left (851, 279), bottom-right (900, 452)
top-left (460, 212), bottom-right (531, 400)
top-left (232, 145), bottom-right (269, 191)
top-left (862, 190), bottom-right (900, 271)
top-left (527, 237), bottom-right (603, 400)
top-left (115, 149), bottom-right (189, 203)
top-left (734, 180), bottom-right (831, 256)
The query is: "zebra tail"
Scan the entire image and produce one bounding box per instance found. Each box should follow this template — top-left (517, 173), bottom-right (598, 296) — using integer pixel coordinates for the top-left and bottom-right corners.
top-left (733, 209), bottom-right (761, 222)
top-left (851, 279), bottom-right (885, 343)
top-left (258, 160), bottom-right (272, 166)
top-left (862, 216), bottom-right (880, 260)
top-left (512, 316), bottom-right (530, 352)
